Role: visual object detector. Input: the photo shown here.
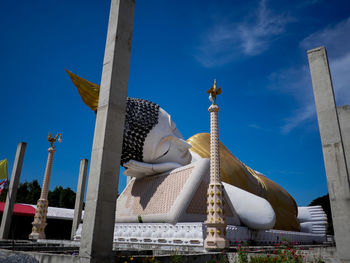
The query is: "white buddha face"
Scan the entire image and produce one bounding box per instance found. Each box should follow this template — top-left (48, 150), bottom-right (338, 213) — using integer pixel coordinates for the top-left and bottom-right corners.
top-left (142, 108), bottom-right (192, 166)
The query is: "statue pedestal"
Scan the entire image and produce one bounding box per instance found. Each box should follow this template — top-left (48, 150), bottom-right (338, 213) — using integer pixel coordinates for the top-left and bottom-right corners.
top-left (73, 222), bottom-right (327, 249)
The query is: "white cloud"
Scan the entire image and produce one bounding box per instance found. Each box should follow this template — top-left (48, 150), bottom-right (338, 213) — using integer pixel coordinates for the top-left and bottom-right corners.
top-left (269, 17), bottom-right (350, 134)
top-left (300, 18), bottom-right (350, 58)
top-left (268, 65), bottom-right (312, 100)
top-left (301, 17), bottom-right (350, 106)
top-left (195, 0), bottom-right (292, 68)
top-left (281, 104), bottom-right (316, 134)
top-left (248, 123), bottom-right (271, 132)
top-left (301, 17), bottom-right (350, 105)
top-left (328, 51), bottom-right (350, 106)
top-left (239, 0), bottom-right (291, 56)
top-left (268, 65), bottom-right (316, 134)
top-left (296, 0), bottom-right (323, 8)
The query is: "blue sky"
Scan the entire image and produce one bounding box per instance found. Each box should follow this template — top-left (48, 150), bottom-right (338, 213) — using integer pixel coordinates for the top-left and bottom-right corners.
top-left (1, 0), bottom-right (350, 206)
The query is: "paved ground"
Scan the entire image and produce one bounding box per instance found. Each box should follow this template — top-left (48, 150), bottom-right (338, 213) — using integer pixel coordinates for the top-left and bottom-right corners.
top-left (0, 251), bottom-right (39, 263)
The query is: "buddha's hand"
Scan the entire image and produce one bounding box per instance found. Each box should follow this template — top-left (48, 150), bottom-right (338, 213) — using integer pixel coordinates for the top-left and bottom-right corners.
top-left (123, 160), bottom-right (182, 179)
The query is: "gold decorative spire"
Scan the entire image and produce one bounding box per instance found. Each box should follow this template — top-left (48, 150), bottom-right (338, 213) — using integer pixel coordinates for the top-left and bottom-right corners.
top-left (30, 132), bottom-right (61, 240)
top-left (206, 79), bottom-right (222, 105)
top-left (204, 80), bottom-right (229, 250)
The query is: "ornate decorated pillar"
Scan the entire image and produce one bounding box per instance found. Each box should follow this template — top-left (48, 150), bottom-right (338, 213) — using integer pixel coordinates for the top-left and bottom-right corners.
top-left (29, 133), bottom-right (61, 240)
top-left (204, 80), bottom-right (229, 250)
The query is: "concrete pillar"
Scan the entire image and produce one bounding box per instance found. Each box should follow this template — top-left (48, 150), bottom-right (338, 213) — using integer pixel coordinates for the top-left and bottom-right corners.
top-left (71, 159), bottom-right (88, 240)
top-left (79, 0), bottom-right (134, 262)
top-left (337, 105), bottom-right (350, 172)
top-left (0, 142), bottom-right (27, 239)
top-left (204, 98), bottom-right (228, 250)
top-left (29, 146), bottom-right (56, 240)
top-left (307, 46), bottom-right (350, 262)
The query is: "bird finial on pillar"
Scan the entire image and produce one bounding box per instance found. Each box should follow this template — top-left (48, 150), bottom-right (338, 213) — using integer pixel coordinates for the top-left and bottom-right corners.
top-left (207, 79), bottom-right (222, 105)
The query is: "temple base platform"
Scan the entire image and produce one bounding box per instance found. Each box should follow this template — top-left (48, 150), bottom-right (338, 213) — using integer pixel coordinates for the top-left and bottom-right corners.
top-left (73, 222), bottom-right (328, 252)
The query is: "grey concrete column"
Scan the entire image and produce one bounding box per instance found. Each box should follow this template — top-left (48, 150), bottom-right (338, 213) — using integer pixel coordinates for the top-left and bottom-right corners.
top-left (308, 46), bottom-right (350, 262)
top-left (79, 0), bottom-right (134, 262)
top-left (0, 142), bottom-right (26, 239)
top-left (71, 159), bottom-right (88, 240)
top-left (338, 105), bottom-right (350, 173)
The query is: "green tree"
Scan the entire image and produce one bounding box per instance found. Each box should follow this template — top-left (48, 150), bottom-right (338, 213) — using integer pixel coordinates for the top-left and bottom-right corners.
top-left (1, 180), bottom-right (76, 209)
top-left (0, 189), bottom-right (7, 202)
top-left (18, 180), bottom-right (41, 204)
top-left (48, 186), bottom-right (76, 209)
top-left (0, 180), bottom-right (42, 204)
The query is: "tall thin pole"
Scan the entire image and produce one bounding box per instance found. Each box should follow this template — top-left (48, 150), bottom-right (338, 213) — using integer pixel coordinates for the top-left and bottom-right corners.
top-left (204, 80), bottom-right (229, 250)
top-left (29, 133), bottom-right (61, 240)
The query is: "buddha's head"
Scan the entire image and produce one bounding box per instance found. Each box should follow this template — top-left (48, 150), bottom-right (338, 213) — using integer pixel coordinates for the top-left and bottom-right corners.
top-left (65, 72), bottom-right (191, 176)
top-left (121, 98), bottom-right (192, 172)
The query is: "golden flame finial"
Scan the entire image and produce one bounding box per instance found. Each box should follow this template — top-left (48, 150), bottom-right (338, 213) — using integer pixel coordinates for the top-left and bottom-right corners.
top-left (206, 79), bottom-right (222, 105)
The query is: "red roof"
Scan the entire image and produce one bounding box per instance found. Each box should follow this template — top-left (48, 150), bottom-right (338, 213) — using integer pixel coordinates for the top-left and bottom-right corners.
top-left (0, 202), bottom-right (35, 216)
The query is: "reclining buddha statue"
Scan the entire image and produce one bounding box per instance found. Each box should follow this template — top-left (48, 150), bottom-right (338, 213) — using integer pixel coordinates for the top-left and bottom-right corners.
top-left (67, 70), bottom-right (327, 233)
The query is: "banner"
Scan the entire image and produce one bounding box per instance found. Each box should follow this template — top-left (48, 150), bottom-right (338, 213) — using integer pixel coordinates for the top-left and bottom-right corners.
top-left (0, 159), bottom-right (8, 180)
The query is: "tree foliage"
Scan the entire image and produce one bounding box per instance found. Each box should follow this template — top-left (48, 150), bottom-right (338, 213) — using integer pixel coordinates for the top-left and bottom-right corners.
top-left (48, 186), bottom-right (76, 209)
top-left (0, 180), bottom-right (76, 209)
top-left (16, 180), bottom-right (41, 204)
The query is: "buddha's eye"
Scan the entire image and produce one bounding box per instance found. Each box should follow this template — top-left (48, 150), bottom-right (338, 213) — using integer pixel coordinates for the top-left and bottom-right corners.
top-left (154, 141), bottom-right (171, 160)
top-left (159, 148), bottom-right (169, 158)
